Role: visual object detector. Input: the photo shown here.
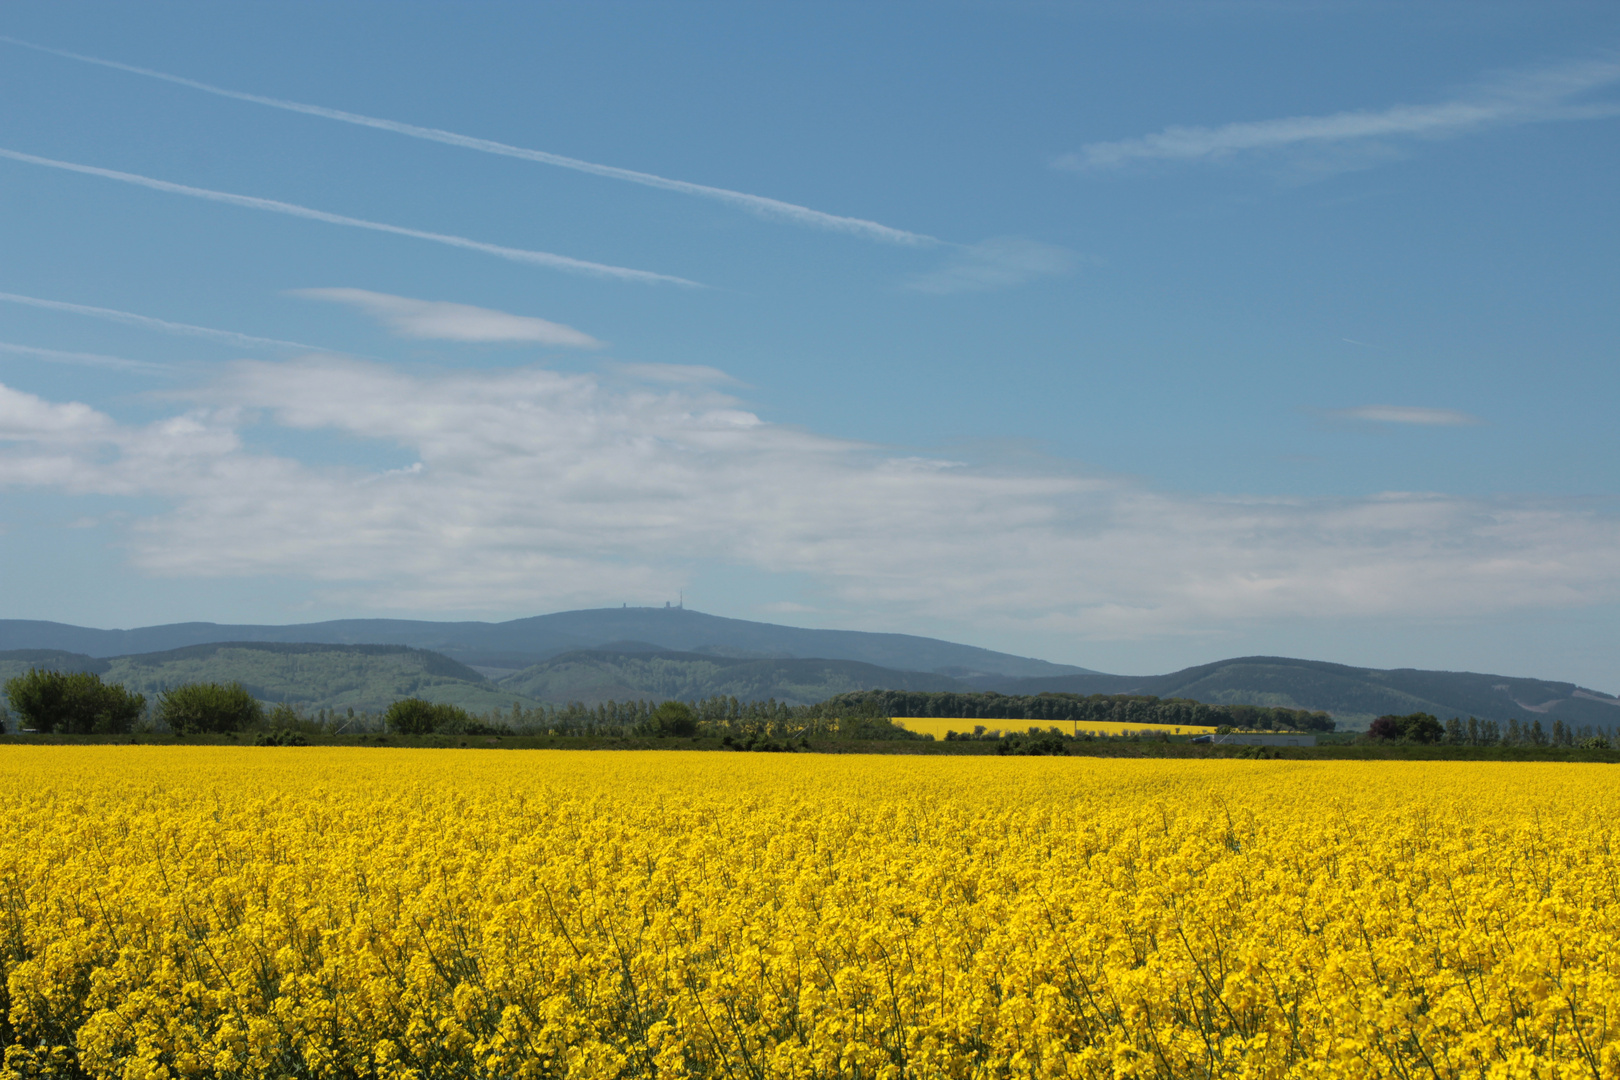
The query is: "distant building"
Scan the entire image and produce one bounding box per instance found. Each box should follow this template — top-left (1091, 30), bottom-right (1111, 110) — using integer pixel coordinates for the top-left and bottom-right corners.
top-left (1192, 733), bottom-right (1317, 747)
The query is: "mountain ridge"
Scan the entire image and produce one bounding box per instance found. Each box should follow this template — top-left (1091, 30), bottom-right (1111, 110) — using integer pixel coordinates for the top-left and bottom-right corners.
top-left (500, 647), bottom-right (966, 706)
top-left (0, 642), bottom-right (530, 713)
top-left (0, 609), bottom-right (1090, 680)
top-left (968, 655), bottom-right (1620, 728)
top-left (2, 616), bottom-right (1616, 729)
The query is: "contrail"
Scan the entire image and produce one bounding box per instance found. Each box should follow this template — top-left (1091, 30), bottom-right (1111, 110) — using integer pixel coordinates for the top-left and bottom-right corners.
top-left (0, 147), bottom-right (701, 287)
top-left (0, 339), bottom-right (170, 374)
top-left (0, 35), bottom-right (937, 248)
top-left (0, 291), bottom-right (323, 350)
top-left (1059, 56), bottom-right (1620, 170)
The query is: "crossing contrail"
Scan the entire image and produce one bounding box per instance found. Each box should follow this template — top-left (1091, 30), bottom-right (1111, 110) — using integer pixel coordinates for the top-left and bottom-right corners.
top-left (0, 35), bottom-right (937, 247)
top-left (0, 147), bottom-right (702, 287)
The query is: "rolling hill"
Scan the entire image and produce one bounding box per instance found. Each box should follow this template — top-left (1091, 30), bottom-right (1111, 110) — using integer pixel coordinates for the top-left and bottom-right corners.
top-left (498, 647), bottom-right (965, 706)
top-left (0, 642), bottom-right (967, 713)
top-left (2, 622), bottom-right (1615, 731)
top-left (0, 608), bottom-right (1092, 679)
top-left (0, 643), bottom-right (534, 714)
top-left (970, 656), bottom-right (1620, 729)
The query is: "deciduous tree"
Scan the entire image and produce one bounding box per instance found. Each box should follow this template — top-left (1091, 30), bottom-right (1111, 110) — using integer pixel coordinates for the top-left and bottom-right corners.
top-left (4, 669), bottom-right (145, 735)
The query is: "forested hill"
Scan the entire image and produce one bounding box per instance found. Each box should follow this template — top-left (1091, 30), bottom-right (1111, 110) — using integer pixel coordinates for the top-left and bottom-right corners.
top-left (0, 609), bottom-right (1090, 680)
top-left (0, 643), bottom-right (965, 711)
top-left (969, 656), bottom-right (1620, 729)
top-left (0, 643), bottom-right (533, 713)
top-left (3, 639), bottom-right (1615, 731)
top-left (497, 647), bottom-right (963, 706)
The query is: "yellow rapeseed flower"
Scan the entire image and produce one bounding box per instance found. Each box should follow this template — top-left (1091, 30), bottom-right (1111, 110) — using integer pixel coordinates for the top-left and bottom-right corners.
top-left (0, 749), bottom-right (1612, 1078)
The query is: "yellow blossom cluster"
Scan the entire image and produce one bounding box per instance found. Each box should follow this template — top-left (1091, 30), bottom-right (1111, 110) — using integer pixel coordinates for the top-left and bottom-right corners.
top-left (0, 748), bottom-right (1615, 1078)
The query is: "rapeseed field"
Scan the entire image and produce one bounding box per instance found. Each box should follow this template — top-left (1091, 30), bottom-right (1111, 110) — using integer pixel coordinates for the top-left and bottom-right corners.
top-left (0, 748), bottom-right (1614, 1078)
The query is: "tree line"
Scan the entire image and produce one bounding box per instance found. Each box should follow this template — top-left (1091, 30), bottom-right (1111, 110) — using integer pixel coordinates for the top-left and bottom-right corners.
top-left (0, 668), bottom-right (1340, 741)
top-left (1368, 711), bottom-right (1613, 749)
top-left (0, 669), bottom-right (466, 739)
top-left (820, 690), bottom-right (1339, 732)
top-left (0, 669), bottom-right (920, 741)
top-left (18, 668), bottom-right (1607, 748)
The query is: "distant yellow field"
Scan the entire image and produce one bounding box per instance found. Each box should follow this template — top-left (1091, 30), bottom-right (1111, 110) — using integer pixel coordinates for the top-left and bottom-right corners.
top-left (892, 715), bottom-right (1221, 739)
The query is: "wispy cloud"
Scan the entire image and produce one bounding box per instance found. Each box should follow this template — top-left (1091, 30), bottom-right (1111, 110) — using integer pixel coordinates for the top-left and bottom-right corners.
top-left (1058, 55), bottom-right (1620, 171)
top-left (905, 237), bottom-right (1078, 294)
top-left (0, 147), bottom-right (700, 287)
top-left (0, 340), bottom-right (170, 375)
top-left (2, 359), bottom-right (1614, 632)
top-left (1332, 405), bottom-right (1484, 426)
top-left (0, 35), bottom-right (936, 248)
top-left (290, 288), bottom-right (602, 347)
top-left (606, 362), bottom-right (740, 384)
top-left (0, 290), bottom-right (321, 350)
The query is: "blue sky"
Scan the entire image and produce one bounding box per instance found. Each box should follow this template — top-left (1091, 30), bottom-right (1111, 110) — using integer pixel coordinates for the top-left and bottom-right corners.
top-left (1, 1), bottom-right (1617, 686)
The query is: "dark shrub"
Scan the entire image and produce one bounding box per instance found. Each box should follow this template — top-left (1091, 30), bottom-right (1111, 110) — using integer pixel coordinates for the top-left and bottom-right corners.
top-left (385, 698), bottom-right (473, 735)
top-left (649, 700), bottom-right (697, 737)
top-left (831, 714), bottom-right (927, 741)
top-left (159, 681), bottom-right (264, 735)
top-left (1368, 712), bottom-right (1445, 743)
top-left (1404, 713), bottom-right (1445, 743)
top-left (723, 732), bottom-right (794, 752)
top-left (4, 669), bottom-right (145, 734)
top-left (1367, 715), bottom-right (1403, 740)
top-left (1301, 711), bottom-right (1337, 733)
top-left (996, 732), bottom-right (1069, 756)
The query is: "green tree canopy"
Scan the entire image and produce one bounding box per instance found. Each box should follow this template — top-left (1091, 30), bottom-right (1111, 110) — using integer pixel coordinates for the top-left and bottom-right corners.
top-left (158, 682), bottom-right (264, 735)
top-left (4, 669), bottom-right (146, 735)
top-left (648, 700), bottom-right (697, 737)
top-left (1368, 712), bottom-right (1445, 743)
top-left (385, 698), bottom-right (473, 735)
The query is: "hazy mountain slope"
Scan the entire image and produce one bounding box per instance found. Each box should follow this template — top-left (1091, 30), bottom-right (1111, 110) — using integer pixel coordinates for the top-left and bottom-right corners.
top-left (85, 643), bottom-right (534, 713)
top-left (1149, 659), bottom-right (1451, 720)
top-left (0, 619), bottom-right (512, 659)
top-left (0, 650), bottom-right (110, 677)
top-left (0, 609), bottom-right (1090, 679)
top-left (974, 656), bottom-right (1620, 728)
top-left (498, 648), bottom-right (967, 706)
top-left (471, 610), bottom-right (1091, 677)
top-left (6, 629), bottom-right (1613, 730)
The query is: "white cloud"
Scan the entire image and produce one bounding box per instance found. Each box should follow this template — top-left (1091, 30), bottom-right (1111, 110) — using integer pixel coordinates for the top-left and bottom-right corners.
top-left (2, 359), bottom-right (1617, 637)
top-left (1, 34), bottom-right (937, 248)
top-left (0, 383), bottom-right (112, 440)
top-left (907, 237), bottom-right (1078, 294)
top-left (1332, 405), bottom-right (1483, 426)
top-left (0, 147), bottom-right (699, 286)
top-left (1058, 56), bottom-right (1620, 171)
top-left (290, 288), bottom-right (602, 347)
